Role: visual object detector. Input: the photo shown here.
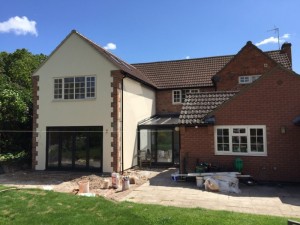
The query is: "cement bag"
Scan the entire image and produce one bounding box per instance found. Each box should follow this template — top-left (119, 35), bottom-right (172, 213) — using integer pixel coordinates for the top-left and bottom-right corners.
top-left (204, 177), bottom-right (219, 192)
top-left (213, 176), bottom-right (240, 194)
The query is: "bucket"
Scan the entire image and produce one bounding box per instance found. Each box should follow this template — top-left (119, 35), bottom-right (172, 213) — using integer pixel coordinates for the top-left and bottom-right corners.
top-left (122, 176), bottom-right (130, 191)
top-left (102, 179), bottom-right (109, 189)
top-left (196, 176), bottom-right (204, 188)
top-left (78, 180), bottom-right (90, 193)
top-left (111, 172), bottom-right (120, 189)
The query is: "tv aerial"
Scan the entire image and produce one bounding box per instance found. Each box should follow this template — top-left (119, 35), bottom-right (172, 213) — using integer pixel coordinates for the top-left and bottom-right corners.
top-left (268, 26), bottom-right (280, 49)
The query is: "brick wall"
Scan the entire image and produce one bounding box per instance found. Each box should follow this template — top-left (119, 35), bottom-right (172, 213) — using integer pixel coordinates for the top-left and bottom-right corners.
top-left (32, 76), bottom-right (39, 170)
top-left (156, 87), bottom-right (214, 114)
top-left (180, 66), bottom-right (300, 182)
top-left (216, 42), bottom-right (278, 91)
top-left (110, 70), bottom-right (123, 172)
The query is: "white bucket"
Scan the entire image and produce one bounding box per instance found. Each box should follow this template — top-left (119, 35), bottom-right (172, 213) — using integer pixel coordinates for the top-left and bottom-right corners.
top-left (122, 176), bottom-right (130, 191)
top-left (196, 176), bottom-right (204, 188)
top-left (111, 172), bottom-right (120, 189)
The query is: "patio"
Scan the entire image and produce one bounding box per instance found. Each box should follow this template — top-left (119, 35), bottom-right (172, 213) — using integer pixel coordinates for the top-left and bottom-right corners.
top-left (121, 168), bottom-right (300, 218)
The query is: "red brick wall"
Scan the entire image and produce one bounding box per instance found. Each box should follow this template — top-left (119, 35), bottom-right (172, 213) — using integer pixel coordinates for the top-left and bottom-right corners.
top-left (110, 70), bottom-right (123, 172)
top-left (156, 87), bottom-right (214, 114)
top-left (216, 42), bottom-right (278, 91)
top-left (32, 76), bottom-right (39, 170)
top-left (180, 66), bottom-right (300, 182)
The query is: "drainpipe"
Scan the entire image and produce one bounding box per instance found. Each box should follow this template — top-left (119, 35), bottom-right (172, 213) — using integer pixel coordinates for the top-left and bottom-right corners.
top-left (121, 74), bottom-right (125, 174)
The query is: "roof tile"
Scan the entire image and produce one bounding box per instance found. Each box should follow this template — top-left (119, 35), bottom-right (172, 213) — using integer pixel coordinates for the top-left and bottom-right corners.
top-left (179, 91), bottom-right (238, 125)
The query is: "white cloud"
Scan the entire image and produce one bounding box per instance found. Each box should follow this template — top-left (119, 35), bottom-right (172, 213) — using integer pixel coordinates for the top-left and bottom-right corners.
top-left (103, 42), bottom-right (117, 50)
top-left (282, 33), bottom-right (291, 39)
top-left (185, 56), bottom-right (190, 59)
top-left (0, 16), bottom-right (38, 36)
top-left (255, 33), bottom-right (291, 47)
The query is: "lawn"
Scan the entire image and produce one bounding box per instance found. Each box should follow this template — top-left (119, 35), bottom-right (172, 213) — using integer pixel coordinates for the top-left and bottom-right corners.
top-left (0, 185), bottom-right (296, 225)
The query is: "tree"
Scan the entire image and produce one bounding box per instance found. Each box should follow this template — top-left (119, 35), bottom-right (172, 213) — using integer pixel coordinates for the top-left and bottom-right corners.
top-left (0, 49), bottom-right (47, 154)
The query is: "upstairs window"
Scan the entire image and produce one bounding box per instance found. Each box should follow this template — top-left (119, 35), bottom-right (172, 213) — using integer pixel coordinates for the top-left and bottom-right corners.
top-left (172, 89), bottom-right (199, 104)
top-left (239, 75), bottom-right (261, 84)
top-left (54, 76), bottom-right (96, 100)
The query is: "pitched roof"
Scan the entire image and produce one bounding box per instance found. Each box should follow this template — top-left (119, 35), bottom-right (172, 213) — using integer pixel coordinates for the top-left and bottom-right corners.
top-left (34, 30), bottom-right (292, 90)
top-left (73, 31), bottom-right (157, 88)
top-left (266, 50), bottom-right (292, 69)
top-left (133, 50), bottom-right (292, 90)
top-left (179, 91), bottom-right (238, 125)
top-left (133, 56), bottom-right (233, 89)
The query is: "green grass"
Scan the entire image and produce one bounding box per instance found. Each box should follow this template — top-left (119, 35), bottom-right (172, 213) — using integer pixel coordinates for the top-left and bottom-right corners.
top-left (0, 185), bottom-right (297, 225)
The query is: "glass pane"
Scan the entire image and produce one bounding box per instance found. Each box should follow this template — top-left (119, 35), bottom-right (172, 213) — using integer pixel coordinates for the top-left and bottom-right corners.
top-left (257, 129), bottom-right (263, 136)
top-left (217, 144), bottom-right (223, 151)
top-left (61, 131), bottom-right (73, 168)
top-left (250, 129), bottom-right (256, 136)
top-left (240, 144), bottom-right (248, 152)
top-left (48, 130), bottom-right (59, 167)
top-left (250, 137), bottom-right (256, 143)
top-left (224, 144), bottom-right (230, 151)
top-left (233, 129), bottom-right (239, 133)
top-left (257, 137), bottom-right (264, 144)
top-left (240, 129), bottom-right (246, 133)
top-left (241, 136), bottom-right (247, 143)
top-left (75, 132), bottom-right (87, 168)
top-left (224, 137), bottom-right (229, 143)
top-left (173, 129), bottom-right (180, 165)
top-left (157, 130), bottom-right (172, 163)
top-left (89, 127), bottom-right (102, 169)
top-left (223, 129), bottom-right (229, 135)
top-left (217, 129), bottom-right (222, 136)
top-left (232, 136), bottom-right (239, 144)
top-left (251, 144), bottom-right (257, 151)
top-left (232, 144), bottom-right (239, 152)
top-left (217, 137), bottom-right (223, 143)
top-left (257, 144), bottom-right (264, 152)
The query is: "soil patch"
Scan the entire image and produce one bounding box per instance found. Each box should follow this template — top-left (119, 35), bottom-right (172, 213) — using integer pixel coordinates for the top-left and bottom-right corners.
top-left (0, 168), bottom-right (163, 200)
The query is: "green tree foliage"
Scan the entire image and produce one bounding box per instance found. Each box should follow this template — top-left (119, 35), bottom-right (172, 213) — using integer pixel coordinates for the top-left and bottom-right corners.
top-left (0, 49), bottom-right (47, 155)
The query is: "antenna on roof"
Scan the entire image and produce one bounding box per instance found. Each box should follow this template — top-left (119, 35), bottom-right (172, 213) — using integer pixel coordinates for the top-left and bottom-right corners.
top-left (268, 26), bottom-right (280, 50)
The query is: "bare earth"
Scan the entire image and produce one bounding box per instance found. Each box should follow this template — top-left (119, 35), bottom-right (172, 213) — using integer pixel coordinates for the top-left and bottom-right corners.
top-left (0, 168), bottom-right (162, 201)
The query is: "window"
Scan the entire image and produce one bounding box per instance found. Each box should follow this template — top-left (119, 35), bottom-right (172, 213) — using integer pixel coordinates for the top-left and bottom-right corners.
top-left (215, 125), bottom-right (267, 156)
top-left (173, 90), bottom-right (181, 103)
top-left (239, 75), bottom-right (261, 84)
top-left (54, 79), bottom-right (63, 99)
top-left (172, 89), bottom-right (199, 104)
top-left (54, 76), bottom-right (96, 100)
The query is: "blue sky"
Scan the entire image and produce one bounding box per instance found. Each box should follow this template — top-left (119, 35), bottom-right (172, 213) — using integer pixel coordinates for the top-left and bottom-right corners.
top-left (1, 0), bottom-right (299, 73)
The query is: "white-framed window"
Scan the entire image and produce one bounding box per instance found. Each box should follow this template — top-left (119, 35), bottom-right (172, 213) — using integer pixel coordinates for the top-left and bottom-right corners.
top-left (54, 75), bottom-right (96, 100)
top-left (172, 89), bottom-right (199, 104)
top-left (239, 75), bottom-right (261, 84)
top-left (214, 125), bottom-right (267, 156)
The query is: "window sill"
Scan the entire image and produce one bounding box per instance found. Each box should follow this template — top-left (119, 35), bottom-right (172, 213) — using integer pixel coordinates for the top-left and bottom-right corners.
top-left (215, 152), bottom-right (267, 157)
top-left (52, 98), bottom-right (96, 102)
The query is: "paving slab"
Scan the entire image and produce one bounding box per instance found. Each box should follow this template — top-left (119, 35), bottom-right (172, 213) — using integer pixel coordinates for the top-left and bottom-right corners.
top-left (121, 168), bottom-right (300, 218)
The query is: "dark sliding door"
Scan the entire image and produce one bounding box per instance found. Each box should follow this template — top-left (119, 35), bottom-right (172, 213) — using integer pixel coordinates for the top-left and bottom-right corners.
top-left (47, 126), bottom-right (103, 171)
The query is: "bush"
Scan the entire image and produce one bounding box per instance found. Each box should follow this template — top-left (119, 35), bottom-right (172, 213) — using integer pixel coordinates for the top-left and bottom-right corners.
top-left (0, 150), bottom-right (27, 163)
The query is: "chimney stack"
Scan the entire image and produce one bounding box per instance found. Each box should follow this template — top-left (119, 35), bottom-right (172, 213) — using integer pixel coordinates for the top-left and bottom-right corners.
top-left (280, 42), bottom-right (292, 66)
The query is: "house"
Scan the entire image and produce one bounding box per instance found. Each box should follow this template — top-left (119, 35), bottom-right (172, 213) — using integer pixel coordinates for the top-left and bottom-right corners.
top-left (32, 30), bottom-right (300, 182)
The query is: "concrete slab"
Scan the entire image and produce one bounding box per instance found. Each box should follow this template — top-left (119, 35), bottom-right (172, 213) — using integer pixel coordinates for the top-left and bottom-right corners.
top-left (121, 168), bottom-right (300, 218)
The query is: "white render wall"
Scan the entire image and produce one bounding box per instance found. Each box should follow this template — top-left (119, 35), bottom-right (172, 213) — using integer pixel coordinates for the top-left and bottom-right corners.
top-left (123, 78), bottom-right (156, 169)
top-left (33, 33), bottom-right (117, 172)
